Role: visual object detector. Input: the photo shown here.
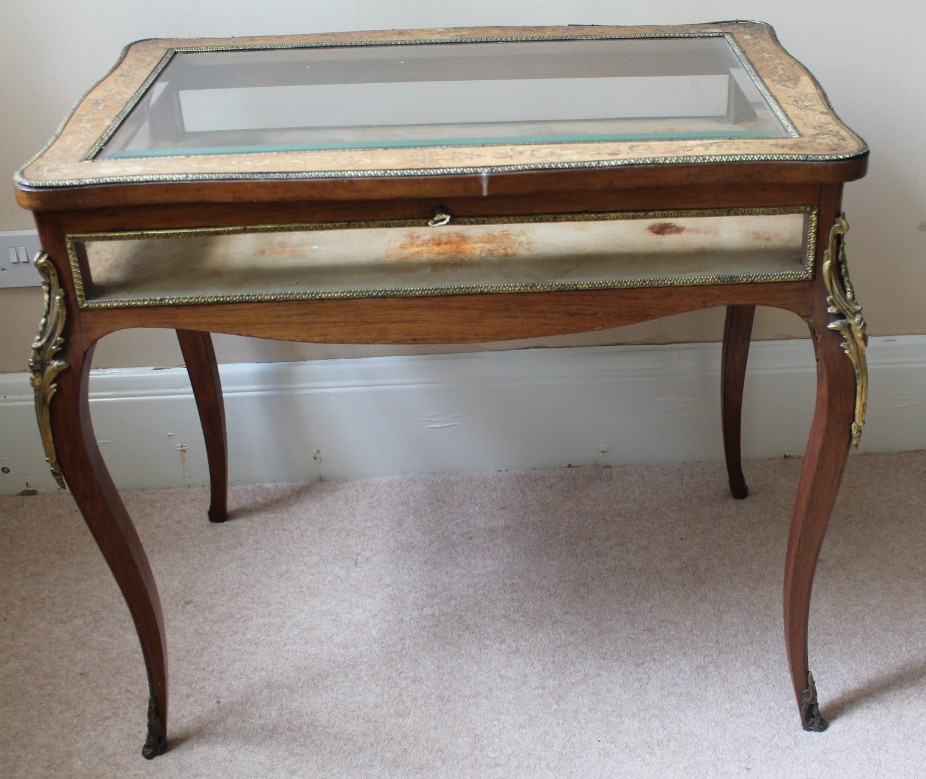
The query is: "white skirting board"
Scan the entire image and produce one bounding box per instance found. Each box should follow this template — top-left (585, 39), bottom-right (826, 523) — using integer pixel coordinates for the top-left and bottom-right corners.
top-left (1, 336), bottom-right (923, 495)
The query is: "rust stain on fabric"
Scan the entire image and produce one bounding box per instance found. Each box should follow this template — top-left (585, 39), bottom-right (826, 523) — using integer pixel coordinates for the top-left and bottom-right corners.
top-left (388, 229), bottom-right (527, 262)
top-left (647, 222), bottom-right (686, 236)
top-left (254, 240), bottom-right (304, 258)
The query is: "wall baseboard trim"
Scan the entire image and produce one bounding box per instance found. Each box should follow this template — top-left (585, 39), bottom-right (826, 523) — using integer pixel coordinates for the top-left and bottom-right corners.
top-left (2, 336), bottom-right (923, 495)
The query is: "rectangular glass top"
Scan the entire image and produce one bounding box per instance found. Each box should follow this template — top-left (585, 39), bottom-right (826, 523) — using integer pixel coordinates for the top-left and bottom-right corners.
top-left (99, 35), bottom-right (791, 159)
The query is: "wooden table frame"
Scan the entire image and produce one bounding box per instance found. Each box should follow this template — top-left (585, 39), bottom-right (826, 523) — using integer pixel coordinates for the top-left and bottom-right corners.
top-left (15, 24), bottom-right (868, 759)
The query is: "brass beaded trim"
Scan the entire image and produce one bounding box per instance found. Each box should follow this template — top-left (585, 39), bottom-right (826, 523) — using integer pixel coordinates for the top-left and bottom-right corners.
top-left (66, 206), bottom-right (817, 310)
top-left (14, 26), bottom-right (869, 192)
top-left (84, 31), bottom-right (797, 160)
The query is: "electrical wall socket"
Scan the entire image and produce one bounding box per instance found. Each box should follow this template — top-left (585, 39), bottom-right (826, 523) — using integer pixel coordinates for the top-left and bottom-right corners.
top-left (0, 230), bottom-right (42, 288)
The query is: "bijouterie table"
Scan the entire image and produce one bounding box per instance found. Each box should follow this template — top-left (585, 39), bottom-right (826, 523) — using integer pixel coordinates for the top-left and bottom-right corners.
top-left (14, 23), bottom-right (868, 758)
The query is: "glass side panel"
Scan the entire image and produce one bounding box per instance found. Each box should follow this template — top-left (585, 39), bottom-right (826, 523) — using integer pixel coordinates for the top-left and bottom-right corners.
top-left (99, 36), bottom-right (790, 158)
top-left (70, 210), bottom-right (813, 308)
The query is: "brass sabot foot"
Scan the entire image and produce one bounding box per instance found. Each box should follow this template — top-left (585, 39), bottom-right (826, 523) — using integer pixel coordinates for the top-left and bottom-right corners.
top-left (141, 696), bottom-right (167, 759)
top-left (800, 672), bottom-right (829, 732)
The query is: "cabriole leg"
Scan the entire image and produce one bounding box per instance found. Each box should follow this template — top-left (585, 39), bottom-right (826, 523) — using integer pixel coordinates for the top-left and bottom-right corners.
top-left (784, 214), bottom-right (867, 731)
top-left (721, 304), bottom-right (756, 499)
top-left (177, 329), bottom-right (228, 523)
top-left (31, 254), bottom-right (169, 758)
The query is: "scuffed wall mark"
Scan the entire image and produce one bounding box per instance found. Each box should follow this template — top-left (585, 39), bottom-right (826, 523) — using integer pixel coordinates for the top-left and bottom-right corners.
top-left (420, 412), bottom-right (462, 429)
top-left (886, 391), bottom-right (919, 409)
top-left (176, 443), bottom-right (190, 480)
top-left (313, 449), bottom-right (325, 482)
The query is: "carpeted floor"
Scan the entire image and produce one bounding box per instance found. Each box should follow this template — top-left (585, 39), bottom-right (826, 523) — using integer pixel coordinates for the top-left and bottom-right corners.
top-left (1, 452), bottom-right (924, 778)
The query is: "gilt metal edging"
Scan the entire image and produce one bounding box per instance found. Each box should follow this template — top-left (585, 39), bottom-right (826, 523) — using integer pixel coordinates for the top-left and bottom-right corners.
top-left (29, 252), bottom-right (69, 489)
top-left (65, 205), bottom-right (817, 309)
top-left (822, 213), bottom-right (868, 448)
top-left (80, 30), bottom-right (798, 161)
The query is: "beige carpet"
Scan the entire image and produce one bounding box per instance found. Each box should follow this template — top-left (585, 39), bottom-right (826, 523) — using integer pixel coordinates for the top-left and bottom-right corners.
top-left (1, 452), bottom-right (924, 778)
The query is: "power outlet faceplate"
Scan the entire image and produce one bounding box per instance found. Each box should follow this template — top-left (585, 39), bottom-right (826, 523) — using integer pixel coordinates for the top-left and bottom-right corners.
top-left (0, 230), bottom-right (42, 288)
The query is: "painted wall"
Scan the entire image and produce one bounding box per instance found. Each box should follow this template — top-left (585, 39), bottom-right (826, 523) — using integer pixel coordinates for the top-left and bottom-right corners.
top-left (2, 1), bottom-right (924, 373)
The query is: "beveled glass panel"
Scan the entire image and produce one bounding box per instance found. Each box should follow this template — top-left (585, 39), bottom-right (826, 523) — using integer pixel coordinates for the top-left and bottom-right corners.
top-left (99, 36), bottom-right (789, 158)
top-left (69, 209), bottom-right (813, 308)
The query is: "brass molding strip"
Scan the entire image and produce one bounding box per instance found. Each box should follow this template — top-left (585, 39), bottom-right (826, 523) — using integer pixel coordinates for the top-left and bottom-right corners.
top-left (822, 213), bottom-right (868, 448)
top-left (29, 253), bottom-right (69, 489)
top-left (66, 205), bottom-right (817, 309)
top-left (83, 31), bottom-right (798, 160)
top-left (14, 23), bottom-right (869, 192)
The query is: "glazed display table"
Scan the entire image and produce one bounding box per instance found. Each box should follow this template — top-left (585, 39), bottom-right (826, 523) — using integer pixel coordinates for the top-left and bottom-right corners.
top-left (14, 23), bottom-right (868, 758)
